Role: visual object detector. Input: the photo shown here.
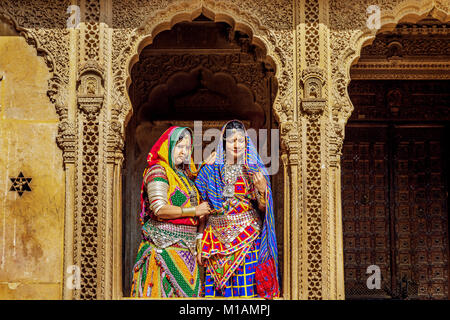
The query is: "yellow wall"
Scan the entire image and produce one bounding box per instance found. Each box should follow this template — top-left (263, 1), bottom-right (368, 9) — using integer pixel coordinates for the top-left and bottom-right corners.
top-left (0, 36), bottom-right (64, 299)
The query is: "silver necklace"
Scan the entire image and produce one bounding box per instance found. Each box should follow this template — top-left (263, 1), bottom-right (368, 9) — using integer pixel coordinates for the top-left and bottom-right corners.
top-left (222, 163), bottom-right (243, 198)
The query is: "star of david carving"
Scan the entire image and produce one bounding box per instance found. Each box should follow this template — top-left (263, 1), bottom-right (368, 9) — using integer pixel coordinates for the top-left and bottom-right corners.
top-left (9, 172), bottom-right (32, 197)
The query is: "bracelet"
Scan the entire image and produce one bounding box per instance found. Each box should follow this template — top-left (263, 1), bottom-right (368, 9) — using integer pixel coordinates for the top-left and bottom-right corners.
top-left (196, 238), bottom-right (203, 255)
top-left (181, 207), bottom-right (196, 217)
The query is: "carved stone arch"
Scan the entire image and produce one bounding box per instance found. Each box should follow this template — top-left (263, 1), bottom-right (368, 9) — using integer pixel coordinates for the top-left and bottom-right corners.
top-left (326, 0), bottom-right (450, 301)
top-left (113, 0), bottom-right (291, 136)
top-left (112, 2), bottom-right (294, 299)
top-left (337, 0), bottom-right (449, 125)
top-left (327, 0), bottom-right (450, 169)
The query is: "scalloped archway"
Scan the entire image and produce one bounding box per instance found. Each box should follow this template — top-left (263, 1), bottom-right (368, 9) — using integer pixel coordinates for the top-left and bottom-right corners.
top-left (119, 9), bottom-right (286, 294)
top-left (340, 0), bottom-right (450, 300)
top-left (338, 0), bottom-right (450, 124)
top-left (113, 1), bottom-right (288, 130)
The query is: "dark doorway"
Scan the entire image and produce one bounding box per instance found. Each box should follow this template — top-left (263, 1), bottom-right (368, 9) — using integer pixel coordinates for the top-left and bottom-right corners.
top-left (121, 16), bottom-right (283, 296)
top-left (342, 80), bottom-right (450, 299)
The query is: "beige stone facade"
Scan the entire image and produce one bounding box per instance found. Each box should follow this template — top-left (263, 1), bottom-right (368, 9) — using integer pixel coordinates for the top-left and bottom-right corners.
top-left (0, 0), bottom-right (448, 300)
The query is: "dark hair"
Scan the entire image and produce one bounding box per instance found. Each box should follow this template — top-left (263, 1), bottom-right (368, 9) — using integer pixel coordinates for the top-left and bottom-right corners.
top-left (223, 121), bottom-right (245, 149)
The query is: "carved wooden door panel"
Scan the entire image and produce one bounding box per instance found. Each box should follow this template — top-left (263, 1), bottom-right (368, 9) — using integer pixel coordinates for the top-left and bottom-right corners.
top-left (342, 124), bottom-right (449, 299)
top-left (392, 125), bottom-right (449, 299)
top-left (342, 124), bottom-right (392, 299)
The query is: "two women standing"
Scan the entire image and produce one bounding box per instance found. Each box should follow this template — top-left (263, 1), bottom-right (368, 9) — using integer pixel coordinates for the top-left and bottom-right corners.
top-left (131, 121), bottom-right (279, 299)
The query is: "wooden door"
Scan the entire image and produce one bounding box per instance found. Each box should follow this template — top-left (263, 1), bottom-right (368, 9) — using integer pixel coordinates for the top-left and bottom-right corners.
top-left (342, 124), bottom-right (449, 299)
top-left (391, 125), bottom-right (449, 299)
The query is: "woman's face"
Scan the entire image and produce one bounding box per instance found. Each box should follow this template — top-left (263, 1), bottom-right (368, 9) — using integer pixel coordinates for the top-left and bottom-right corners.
top-left (173, 134), bottom-right (191, 166)
top-left (225, 130), bottom-right (246, 163)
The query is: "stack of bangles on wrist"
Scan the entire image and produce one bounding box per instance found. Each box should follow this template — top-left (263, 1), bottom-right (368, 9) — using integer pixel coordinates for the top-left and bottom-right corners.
top-left (181, 207), bottom-right (196, 217)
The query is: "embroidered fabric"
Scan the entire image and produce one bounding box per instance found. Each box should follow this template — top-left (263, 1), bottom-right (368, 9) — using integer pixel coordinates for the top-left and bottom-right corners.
top-left (142, 218), bottom-right (197, 253)
top-left (206, 209), bottom-right (262, 245)
top-left (175, 168), bottom-right (199, 207)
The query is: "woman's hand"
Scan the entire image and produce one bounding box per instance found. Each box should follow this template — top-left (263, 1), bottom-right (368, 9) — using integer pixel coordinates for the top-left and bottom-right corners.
top-left (197, 251), bottom-right (206, 267)
top-left (195, 202), bottom-right (211, 217)
top-left (252, 171), bottom-right (267, 195)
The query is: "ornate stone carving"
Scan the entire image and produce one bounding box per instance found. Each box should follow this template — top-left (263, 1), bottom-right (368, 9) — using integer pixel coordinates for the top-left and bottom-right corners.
top-left (75, 59), bottom-right (105, 300)
top-left (129, 53), bottom-right (268, 124)
top-left (77, 61), bottom-right (105, 118)
top-left (350, 20), bottom-right (450, 80)
top-left (107, 120), bottom-right (124, 163)
top-left (111, 0), bottom-right (294, 140)
top-left (280, 121), bottom-right (300, 163)
top-left (300, 0), bottom-right (328, 300)
top-left (305, 112), bottom-right (323, 300)
top-left (328, 122), bottom-right (344, 168)
top-left (329, 0), bottom-right (449, 125)
top-left (327, 0), bottom-right (449, 175)
top-left (301, 67), bottom-right (327, 115)
top-left (78, 62), bottom-right (104, 92)
top-left (305, 0), bottom-right (320, 67)
top-left (0, 1), bottom-right (71, 80)
top-left (85, 0), bottom-right (101, 23)
top-left (2, 0), bottom-right (446, 301)
top-left (57, 120), bottom-right (77, 165)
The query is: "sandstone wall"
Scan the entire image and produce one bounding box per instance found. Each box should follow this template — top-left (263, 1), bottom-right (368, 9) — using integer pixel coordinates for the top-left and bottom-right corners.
top-left (0, 36), bottom-right (64, 299)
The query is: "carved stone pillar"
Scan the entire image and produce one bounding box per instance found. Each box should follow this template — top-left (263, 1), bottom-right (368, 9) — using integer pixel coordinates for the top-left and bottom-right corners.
top-left (68, 0), bottom-right (118, 300)
top-left (58, 91), bottom-right (77, 300)
top-left (295, 0), bottom-right (345, 300)
top-left (107, 98), bottom-right (125, 301)
top-left (279, 121), bottom-right (300, 300)
top-left (74, 62), bottom-right (105, 300)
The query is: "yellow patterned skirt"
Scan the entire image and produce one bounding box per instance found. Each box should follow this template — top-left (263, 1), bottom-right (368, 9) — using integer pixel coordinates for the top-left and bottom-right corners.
top-left (130, 240), bottom-right (201, 298)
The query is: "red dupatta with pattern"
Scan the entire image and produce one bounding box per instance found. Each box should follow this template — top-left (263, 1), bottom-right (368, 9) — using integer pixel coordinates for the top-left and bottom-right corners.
top-left (139, 126), bottom-right (200, 226)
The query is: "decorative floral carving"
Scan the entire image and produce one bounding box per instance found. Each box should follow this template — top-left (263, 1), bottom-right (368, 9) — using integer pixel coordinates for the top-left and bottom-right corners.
top-left (56, 120), bottom-right (76, 165)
